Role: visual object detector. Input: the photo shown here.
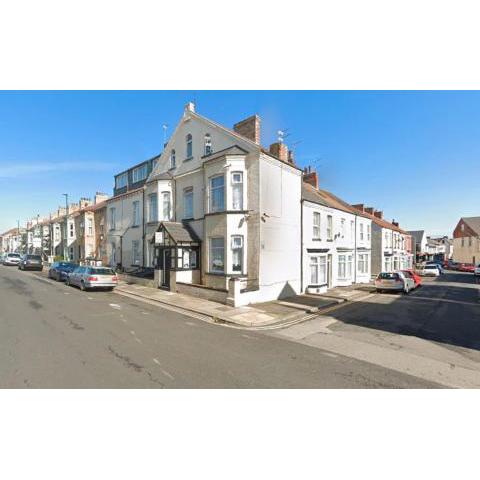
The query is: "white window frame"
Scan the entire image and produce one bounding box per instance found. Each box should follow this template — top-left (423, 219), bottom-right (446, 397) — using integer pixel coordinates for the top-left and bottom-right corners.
top-left (204, 133), bottom-right (212, 156)
top-left (148, 193), bottom-right (158, 223)
top-left (341, 218), bottom-right (346, 238)
top-left (367, 224), bottom-right (371, 241)
top-left (210, 237), bottom-right (225, 273)
top-left (186, 134), bottom-right (193, 159)
top-left (231, 172), bottom-right (243, 211)
top-left (338, 254), bottom-right (346, 279)
top-left (358, 253), bottom-right (369, 274)
top-left (209, 175), bottom-right (225, 213)
top-left (231, 235), bottom-right (244, 273)
top-left (116, 172), bottom-right (128, 189)
top-left (162, 191), bottom-right (170, 221)
top-left (310, 255), bottom-right (326, 285)
top-left (132, 200), bottom-right (140, 227)
top-left (132, 240), bottom-right (140, 265)
top-left (327, 215), bottom-right (333, 241)
top-left (132, 164), bottom-right (148, 183)
top-left (183, 187), bottom-right (193, 219)
top-left (360, 223), bottom-right (364, 241)
top-left (313, 212), bottom-right (321, 239)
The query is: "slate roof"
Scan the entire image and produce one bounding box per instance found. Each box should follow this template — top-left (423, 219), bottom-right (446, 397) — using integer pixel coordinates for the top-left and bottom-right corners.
top-left (407, 230), bottom-right (425, 244)
top-left (162, 222), bottom-right (201, 243)
top-left (301, 183), bottom-right (370, 218)
top-left (462, 216), bottom-right (480, 235)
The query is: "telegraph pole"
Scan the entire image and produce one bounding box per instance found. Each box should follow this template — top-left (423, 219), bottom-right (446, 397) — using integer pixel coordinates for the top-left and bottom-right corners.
top-left (62, 193), bottom-right (69, 261)
top-left (17, 219), bottom-right (20, 253)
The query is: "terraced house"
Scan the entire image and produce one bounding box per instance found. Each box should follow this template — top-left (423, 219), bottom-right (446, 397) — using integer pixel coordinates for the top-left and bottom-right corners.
top-left (301, 169), bottom-right (372, 294)
top-left (352, 204), bottom-right (413, 275)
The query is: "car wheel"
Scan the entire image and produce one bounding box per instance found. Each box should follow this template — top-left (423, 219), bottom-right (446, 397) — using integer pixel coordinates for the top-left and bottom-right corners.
top-left (404, 286), bottom-right (410, 294)
top-left (376, 289), bottom-right (383, 293)
top-left (65, 277), bottom-right (70, 286)
top-left (80, 281), bottom-right (87, 291)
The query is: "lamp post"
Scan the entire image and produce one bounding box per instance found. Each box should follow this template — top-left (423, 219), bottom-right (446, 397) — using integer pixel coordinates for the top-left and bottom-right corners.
top-left (62, 193), bottom-right (69, 261)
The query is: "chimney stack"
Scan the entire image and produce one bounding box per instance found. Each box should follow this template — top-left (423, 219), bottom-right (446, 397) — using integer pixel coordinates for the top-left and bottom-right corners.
top-left (352, 204), bottom-right (365, 213)
top-left (303, 168), bottom-right (318, 189)
top-left (365, 207), bottom-right (375, 215)
top-left (288, 150), bottom-right (295, 165)
top-left (392, 219), bottom-right (399, 227)
top-left (184, 101), bottom-right (195, 114)
top-left (233, 114), bottom-right (261, 144)
top-left (269, 142), bottom-right (289, 162)
top-left (374, 210), bottom-right (383, 219)
top-left (94, 192), bottom-right (109, 204)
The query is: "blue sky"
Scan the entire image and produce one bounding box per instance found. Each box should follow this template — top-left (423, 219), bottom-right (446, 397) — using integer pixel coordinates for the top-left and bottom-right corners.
top-left (0, 90), bottom-right (479, 235)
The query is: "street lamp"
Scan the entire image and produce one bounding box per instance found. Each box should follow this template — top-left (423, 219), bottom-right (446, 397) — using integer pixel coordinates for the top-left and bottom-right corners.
top-left (62, 193), bottom-right (69, 261)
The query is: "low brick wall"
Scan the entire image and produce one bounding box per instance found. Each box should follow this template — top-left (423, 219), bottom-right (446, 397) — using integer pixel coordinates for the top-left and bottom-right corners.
top-left (175, 282), bottom-right (228, 304)
top-left (118, 274), bottom-right (156, 288)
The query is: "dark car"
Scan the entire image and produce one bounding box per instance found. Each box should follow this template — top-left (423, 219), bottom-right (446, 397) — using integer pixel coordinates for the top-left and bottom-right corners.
top-left (48, 261), bottom-right (77, 281)
top-left (18, 254), bottom-right (43, 271)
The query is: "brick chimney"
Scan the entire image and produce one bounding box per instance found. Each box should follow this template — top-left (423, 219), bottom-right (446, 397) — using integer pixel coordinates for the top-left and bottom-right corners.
top-left (233, 114), bottom-right (261, 144)
top-left (94, 192), bottom-right (109, 204)
top-left (365, 207), bottom-right (375, 215)
top-left (79, 197), bottom-right (92, 209)
top-left (303, 167), bottom-right (318, 189)
top-left (269, 142), bottom-right (289, 162)
top-left (374, 210), bottom-right (383, 219)
top-left (352, 204), bottom-right (365, 213)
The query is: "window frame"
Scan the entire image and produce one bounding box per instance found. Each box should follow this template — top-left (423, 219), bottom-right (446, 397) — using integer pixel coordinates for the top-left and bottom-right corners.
top-left (326, 215), bottom-right (333, 241)
top-left (231, 171), bottom-right (243, 211)
top-left (231, 235), bottom-right (244, 273)
top-left (115, 172), bottom-right (128, 189)
top-left (132, 200), bottom-right (140, 227)
top-left (162, 191), bottom-right (171, 221)
top-left (209, 237), bottom-right (225, 273)
top-left (209, 174), bottom-right (225, 213)
top-left (148, 193), bottom-right (158, 223)
top-left (309, 255), bottom-right (326, 285)
top-left (186, 133), bottom-right (193, 159)
top-left (204, 133), bottom-right (212, 156)
top-left (183, 187), bottom-right (194, 219)
top-left (313, 212), bottom-right (321, 239)
top-left (132, 164), bottom-right (148, 183)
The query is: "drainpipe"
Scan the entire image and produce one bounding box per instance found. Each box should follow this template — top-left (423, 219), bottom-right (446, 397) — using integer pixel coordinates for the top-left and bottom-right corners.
top-left (300, 199), bottom-right (303, 293)
top-left (142, 188), bottom-right (145, 267)
top-left (354, 215), bottom-right (358, 284)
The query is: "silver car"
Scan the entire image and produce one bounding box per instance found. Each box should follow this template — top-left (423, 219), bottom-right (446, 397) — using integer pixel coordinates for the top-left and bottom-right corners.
top-left (3, 253), bottom-right (22, 266)
top-left (66, 266), bottom-right (118, 291)
top-left (375, 271), bottom-right (415, 294)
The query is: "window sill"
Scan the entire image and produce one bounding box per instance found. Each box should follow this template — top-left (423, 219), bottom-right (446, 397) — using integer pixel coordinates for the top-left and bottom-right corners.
top-left (312, 238), bottom-right (322, 241)
top-left (131, 225), bottom-right (140, 229)
top-left (184, 157), bottom-right (194, 162)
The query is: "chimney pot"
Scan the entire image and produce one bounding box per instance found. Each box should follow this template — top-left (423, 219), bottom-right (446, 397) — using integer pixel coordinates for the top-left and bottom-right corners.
top-left (303, 170), bottom-right (318, 189)
top-left (365, 207), bottom-right (375, 215)
top-left (374, 210), bottom-right (383, 219)
top-left (184, 101), bottom-right (195, 113)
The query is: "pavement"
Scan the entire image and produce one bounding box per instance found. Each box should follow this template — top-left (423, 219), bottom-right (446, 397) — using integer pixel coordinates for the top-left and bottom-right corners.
top-left (0, 265), bottom-right (437, 388)
top-left (271, 271), bottom-right (480, 388)
top-left (115, 281), bottom-right (341, 327)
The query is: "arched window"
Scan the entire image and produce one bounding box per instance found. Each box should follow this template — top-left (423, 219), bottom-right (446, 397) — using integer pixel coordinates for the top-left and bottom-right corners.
top-left (204, 133), bottom-right (212, 156)
top-left (186, 134), bottom-right (193, 159)
top-left (170, 149), bottom-right (176, 169)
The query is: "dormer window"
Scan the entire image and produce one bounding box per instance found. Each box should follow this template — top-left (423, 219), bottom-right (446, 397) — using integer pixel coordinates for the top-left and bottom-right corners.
top-left (186, 134), bottom-right (193, 159)
top-left (170, 149), bottom-right (176, 169)
top-left (204, 133), bottom-right (212, 156)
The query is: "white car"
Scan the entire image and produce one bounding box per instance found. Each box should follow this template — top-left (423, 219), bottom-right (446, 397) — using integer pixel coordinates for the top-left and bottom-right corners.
top-left (474, 264), bottom-right (480, 277)
top-left (416, 264), bottom-right (440, 277)
top-left (375, 271), bottom-right (416, 294)
top-left (3, 253), bottom-right (22, 266)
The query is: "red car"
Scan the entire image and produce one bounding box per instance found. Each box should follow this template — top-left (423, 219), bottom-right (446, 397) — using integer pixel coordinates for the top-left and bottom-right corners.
top-left (459, 263), bottom-right (475, 273)
top-left (402, 269), bottom-right (422, 288)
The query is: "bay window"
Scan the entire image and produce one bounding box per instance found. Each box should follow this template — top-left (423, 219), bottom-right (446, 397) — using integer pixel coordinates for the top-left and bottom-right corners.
top-left (338, 254), bottom-right (346, 278)
top-left (148, 194), bottom-right (158, 222)
top-left (231, 235), bottom-right (243, 272)
top-left (358, 254), bottom-right (369, 274)
top-left (231, 172), bottom-right (243, 210)
top-left (210, 237), bottom-right (225, 273)
top-left (210, 175), bottom-right (225, 212)
top-left (310, 255), bottom-right (326, 285)
top-left (162, 192), bottom-right (171, 220)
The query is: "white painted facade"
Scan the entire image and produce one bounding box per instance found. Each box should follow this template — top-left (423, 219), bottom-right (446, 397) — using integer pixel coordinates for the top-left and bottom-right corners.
top-left (302, 195), bottom-right (372, 294)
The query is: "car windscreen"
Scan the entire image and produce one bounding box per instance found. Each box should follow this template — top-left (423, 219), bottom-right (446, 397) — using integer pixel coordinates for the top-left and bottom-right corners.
top-left (378, 273), bottom-right (398, 280)
top-left (59, 263), bottom-right (76, 270)
top-left (27, 255), bottom-right (42, 261)
top-left (425, 265), bottom-right (438, 269)
top-left (8, 254), bottom-right (21, 258)
top-left (88, 268), bottom-right (115, 275)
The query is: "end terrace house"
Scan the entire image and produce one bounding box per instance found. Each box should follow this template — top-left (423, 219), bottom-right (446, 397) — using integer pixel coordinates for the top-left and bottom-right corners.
top-left (138, 102), bottom-right (302, 306)
top-left (301, 169), bottom-right (372, 294)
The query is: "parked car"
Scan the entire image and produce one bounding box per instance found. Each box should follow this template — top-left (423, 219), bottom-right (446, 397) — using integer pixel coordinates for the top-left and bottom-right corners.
top-left (459, 263), bottom-right (475, 273)
top-left (375, 271), bottom-right (415, 294)
top-left (474, 264), bottom-right (480, 277)
top-left (66, 266), bottom-right (118, 291)
top-left (48, 261), bottom-right (77, 281)
top-left (426, 261), bottom-right (444, 274)
top-left (3, 252), bottom-right (22, 266)
top-left (446, 260), bottom-right (460, 270)
top-left (416, 264), bottom-right (440, 277)
top-left (401, 269), bottom-right (422, 288)
top-left (18, 254), bottom-right (43, 271)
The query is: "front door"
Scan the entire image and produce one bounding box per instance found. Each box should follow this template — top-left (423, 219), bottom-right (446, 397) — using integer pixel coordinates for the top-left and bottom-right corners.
top-left (162, 249), bottom-right (171, 288)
